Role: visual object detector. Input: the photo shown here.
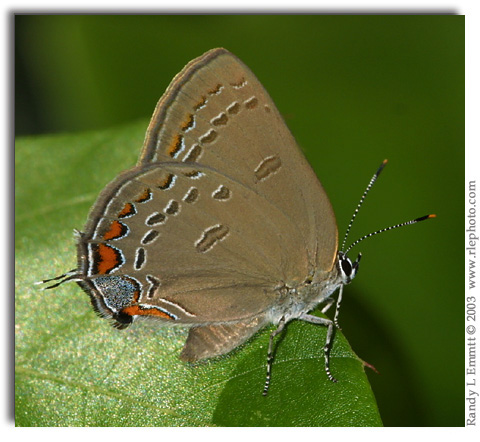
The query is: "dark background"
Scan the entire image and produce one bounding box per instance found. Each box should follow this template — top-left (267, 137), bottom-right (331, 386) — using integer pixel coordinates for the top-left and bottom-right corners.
top-left (15, 15), bottom-right (464, 426)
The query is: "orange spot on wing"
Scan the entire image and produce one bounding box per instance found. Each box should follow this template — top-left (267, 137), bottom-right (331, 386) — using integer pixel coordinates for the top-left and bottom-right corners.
top-left (135, 188), bottom-right (152, 203)
top-left (103, 220), bottom-right (126, 240)
top-left (167, 134), bottom-right (183, 157)
top-left (181, 114), bottom-right (194, 132)
top-left (96, 244), bottom-right (122, 274)
top-left (118, 202), bottom-right (136, 218)
top-left (121, 305), bottom-right (175, 320)
top-left (131, 289), bottom-right (140, 303)
top-left (193, 96), bottom-right (207, 111)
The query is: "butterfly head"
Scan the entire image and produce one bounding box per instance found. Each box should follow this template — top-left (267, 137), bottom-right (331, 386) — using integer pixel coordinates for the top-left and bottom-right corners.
top-left (337, 251), bottom-right (361, 285)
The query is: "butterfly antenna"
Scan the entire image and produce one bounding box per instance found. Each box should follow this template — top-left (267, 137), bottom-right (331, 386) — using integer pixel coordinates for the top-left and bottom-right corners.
top-left (344, 214), bottom-right (436, 255)
top-left (341, 159), bottom-right (388, 252)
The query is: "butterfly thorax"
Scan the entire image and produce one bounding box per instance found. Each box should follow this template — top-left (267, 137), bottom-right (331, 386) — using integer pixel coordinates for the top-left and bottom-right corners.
top-left (267, 264), bottom-right (343, 325)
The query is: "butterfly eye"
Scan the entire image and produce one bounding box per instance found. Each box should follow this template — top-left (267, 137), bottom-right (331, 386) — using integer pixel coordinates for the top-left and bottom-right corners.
top-left (338, 254), bottom-right (353, 283)
top-left (341, 258), bottom-right (352, 275)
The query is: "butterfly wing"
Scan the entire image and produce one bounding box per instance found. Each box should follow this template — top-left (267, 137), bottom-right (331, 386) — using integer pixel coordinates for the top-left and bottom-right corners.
top-left (79, 161), bottom-right (310, 324)
top-left (78, 49), bottom-right (339, 359)
top-left (140, 48), bottom-right (338, 274)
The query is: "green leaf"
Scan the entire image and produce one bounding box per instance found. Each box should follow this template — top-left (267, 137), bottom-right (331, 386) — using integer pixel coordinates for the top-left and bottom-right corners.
top-left (15, 123), bottom-right (382, 426)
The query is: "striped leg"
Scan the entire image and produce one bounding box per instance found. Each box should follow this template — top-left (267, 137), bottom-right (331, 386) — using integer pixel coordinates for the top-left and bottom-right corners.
top-left (321, 285), bottom-right (344, 329)
top-left (333, 285), bottom-right (344, 330)
top-left (321, 297), bottom-right (335, 314)
top-left (299, 313), bottom-right (338, 383)
top-left (262, 317), bottom-right (286, 396)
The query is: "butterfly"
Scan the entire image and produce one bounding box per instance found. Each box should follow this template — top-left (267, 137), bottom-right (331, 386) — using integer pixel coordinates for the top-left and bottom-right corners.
top-left (40, 48), bottom-right (434, 395)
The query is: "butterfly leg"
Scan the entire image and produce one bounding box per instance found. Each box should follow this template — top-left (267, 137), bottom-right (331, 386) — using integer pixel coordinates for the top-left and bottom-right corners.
top-left (333, 284), bottom-right (344, 330)
top-left (321, 297), bottom-right (335, 314)
top-left (320, 284), bottom-right (344, 328)
top-left (263, 317), bottom-right (286, 396)
top-left (299, 313), bottom-right (338, 383)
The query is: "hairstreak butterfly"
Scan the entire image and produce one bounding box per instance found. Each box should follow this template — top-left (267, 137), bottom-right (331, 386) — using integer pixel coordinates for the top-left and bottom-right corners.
top-left (39, 48), bottom-right (435, 395)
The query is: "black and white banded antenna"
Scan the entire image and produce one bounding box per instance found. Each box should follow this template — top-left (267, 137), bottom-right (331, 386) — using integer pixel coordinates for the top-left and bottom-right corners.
top-left (340, 159), bottom-right (388, 253)
top-left (344, 214), bottom-right (436, 256)
top-left (341, 159), bottom-right (436, 256)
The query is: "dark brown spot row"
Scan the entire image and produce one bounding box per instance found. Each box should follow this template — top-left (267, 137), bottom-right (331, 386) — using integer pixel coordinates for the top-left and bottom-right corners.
top-left (158, 173), bottom-right (175, 190)
top-left (208, 83), bottom-right (223, 95)
top-left (165, 200), bottom-right (179, 215)
top-left (167, 134), bottom-right (184, 158)
top-left (245, 97), bottom-right (258, 109)
top-left (196, 224), bottom-right (230, 253)
top-left (183, 145), bottom-right (202, 163)
top-left (193, 96), bottom-right (207, 111)
top-left (141, 229), bottom-right (159, 245)
top-left (134, 247), bottom-right (146, 270)
top-left (211, 112), bottom-right (228, 126)
top-left (146, 274), bottom-right (161, 299)
top-left (254, 155), bottom-right (282, 182)
top-left (146, 212), bottom-right (166, 226)
top-left (199, 129), bottom-right (218, 144)
top-left (230, 77), bottom-right (246, 88)
top-left (212, 185), bottom-right (231, 200)
top-left (183, 187), bottom-right (199, 203)
top-left (184, 170), bottom-right (202, 179)
top-left (227, 102), bottom-right (240, 115)
top-left (181, 114), bottom-right (195, 132)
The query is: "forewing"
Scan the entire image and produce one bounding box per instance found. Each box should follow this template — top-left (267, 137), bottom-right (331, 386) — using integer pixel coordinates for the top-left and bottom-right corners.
top-left (140, 48), bottom-right (338, 273)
